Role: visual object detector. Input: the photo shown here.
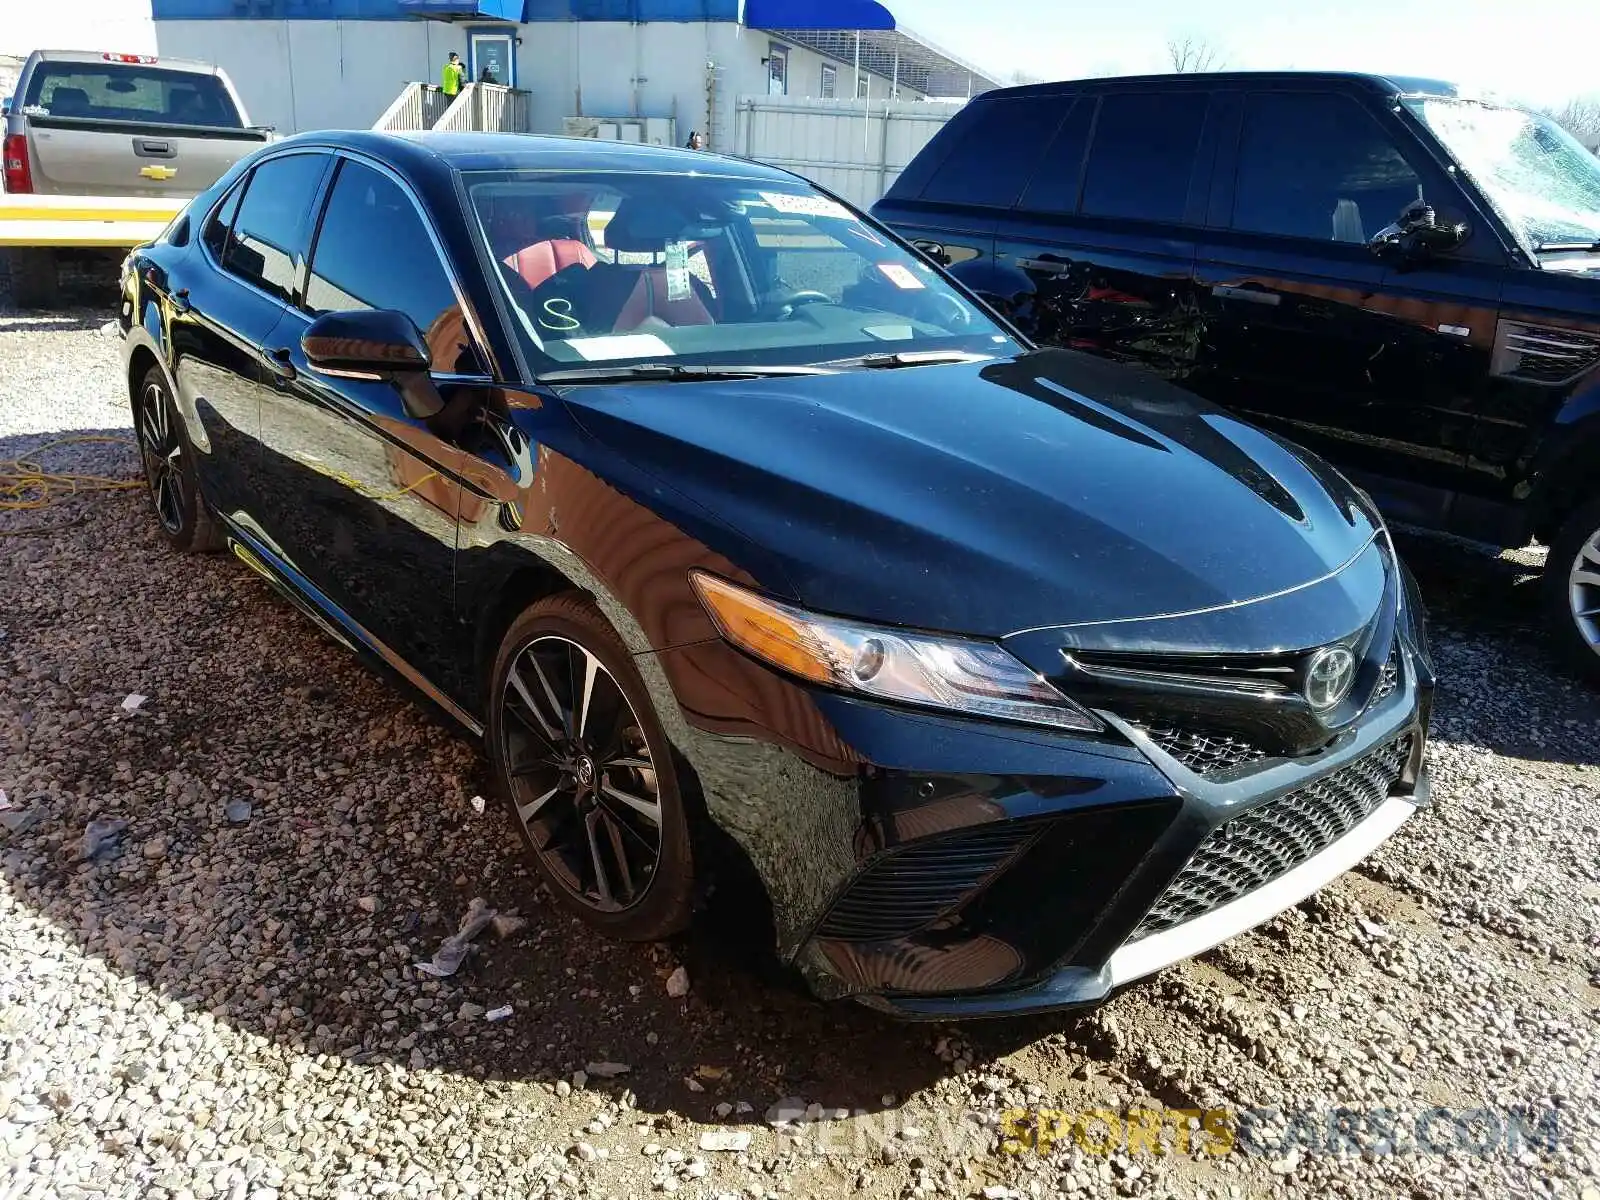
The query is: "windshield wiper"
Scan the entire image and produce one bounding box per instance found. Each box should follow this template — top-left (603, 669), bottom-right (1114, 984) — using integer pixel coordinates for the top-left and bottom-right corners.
top-left (820, 349), bottom-right (995, 370)
top-left (537, 362), bottom-right (834, 385)
top-left (1534, 240), bottom-right (1600, 253)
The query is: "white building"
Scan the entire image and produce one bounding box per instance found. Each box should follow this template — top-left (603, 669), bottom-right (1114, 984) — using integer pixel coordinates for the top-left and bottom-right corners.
top-left (151, 0), bottom-right (999, 153)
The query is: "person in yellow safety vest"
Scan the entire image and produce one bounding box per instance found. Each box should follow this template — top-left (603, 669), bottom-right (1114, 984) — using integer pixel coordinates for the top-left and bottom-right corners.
top-left (440, 52), bottom-right (465, 96)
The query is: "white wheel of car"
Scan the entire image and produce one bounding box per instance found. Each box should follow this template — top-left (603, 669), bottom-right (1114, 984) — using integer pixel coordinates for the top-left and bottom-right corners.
top-left (1547, 496), bottom-right (1600, 685)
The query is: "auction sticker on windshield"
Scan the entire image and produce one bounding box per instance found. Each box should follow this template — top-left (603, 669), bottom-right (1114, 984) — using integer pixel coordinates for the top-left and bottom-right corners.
top-left (566, 333), bottom-right (677, 361)
top-left (760, 191), bottom-right (852, 220)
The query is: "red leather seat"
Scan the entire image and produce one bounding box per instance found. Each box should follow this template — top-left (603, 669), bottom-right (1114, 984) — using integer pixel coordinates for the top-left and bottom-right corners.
top-left (504, 238), bottom-right (598, 291)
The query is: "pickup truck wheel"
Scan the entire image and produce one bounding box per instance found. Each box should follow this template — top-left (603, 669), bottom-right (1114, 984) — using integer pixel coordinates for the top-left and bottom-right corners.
top-left (6, 249), bottom-right (60, 310)
top-left (1546, 496), bottom-right (1600, 685)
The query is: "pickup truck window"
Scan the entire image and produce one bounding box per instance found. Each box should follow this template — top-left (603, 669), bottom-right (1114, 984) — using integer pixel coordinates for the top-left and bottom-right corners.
top-left (1234, 93), bottom-right (1422, 244)
top-left (24, 63), bottom-right (241, 128)
top-left (223, 153), bottom-right (328, 303)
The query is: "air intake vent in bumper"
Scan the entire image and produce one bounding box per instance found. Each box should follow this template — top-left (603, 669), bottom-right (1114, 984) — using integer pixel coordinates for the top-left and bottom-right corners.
top-left (1129, 735), bottom-right (1411, 940)
top-left (816, 823), bottom-right (1043, 942)
top-left (1492, 320), bottom-right (1600, 385)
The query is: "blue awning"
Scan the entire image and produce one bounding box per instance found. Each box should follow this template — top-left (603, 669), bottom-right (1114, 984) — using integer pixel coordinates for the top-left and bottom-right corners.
top-left (398, 0), bottom-right (524, 20)
top-left (742, 0), bottom-right (894, 31)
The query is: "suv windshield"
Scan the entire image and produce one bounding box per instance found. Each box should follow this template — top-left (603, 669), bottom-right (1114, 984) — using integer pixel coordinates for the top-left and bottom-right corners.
top-left (1404, 96), bottom-right (1600, 252)
top-left (466, 169), bottom-right (1019, 375)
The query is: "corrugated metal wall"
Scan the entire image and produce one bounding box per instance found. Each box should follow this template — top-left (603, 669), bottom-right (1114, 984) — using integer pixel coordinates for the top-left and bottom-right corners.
top-left (734, 95), bottom-right (965, 209)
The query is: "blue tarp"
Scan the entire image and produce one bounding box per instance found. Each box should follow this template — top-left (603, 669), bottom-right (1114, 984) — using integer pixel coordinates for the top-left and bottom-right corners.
top-left (742, 0), bottom-right (894, 30)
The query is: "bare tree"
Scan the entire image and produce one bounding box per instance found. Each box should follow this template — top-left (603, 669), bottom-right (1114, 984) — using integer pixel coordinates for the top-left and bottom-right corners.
top-left (1008, 70), bottom-right (1045, 87)
top-left (1541, 96), bottom-right (1600, 148)
top-left (1167, 36), bottom-right (1226, 73)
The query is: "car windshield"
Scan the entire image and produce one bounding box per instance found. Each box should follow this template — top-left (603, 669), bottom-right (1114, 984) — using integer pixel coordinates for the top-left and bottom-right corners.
top-left (464, 168), bottom-right (1020, 376)
top-left (1404, 96), bottom-right (1600, 252)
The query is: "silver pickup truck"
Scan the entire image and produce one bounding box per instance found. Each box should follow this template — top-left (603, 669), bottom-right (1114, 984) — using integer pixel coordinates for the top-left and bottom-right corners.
top-left (2, 50), bottom-right (272, 306)
top-left (4, 49), bottom-right (271, 197)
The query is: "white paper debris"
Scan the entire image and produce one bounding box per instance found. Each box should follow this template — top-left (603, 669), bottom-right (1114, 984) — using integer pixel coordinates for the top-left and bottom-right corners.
top-left (414, 898), bottom-right (498, 978)
top-left (469, 794), bottom-right (486, 814)
top-left (120, 694), bottom-right (147, 714)
top-left (485, 1005), bottom-right (513, 1022)
top-left (698, 1130), bottom-right (751, 1153)
top-left (666, 966), bottom-right (690, 998)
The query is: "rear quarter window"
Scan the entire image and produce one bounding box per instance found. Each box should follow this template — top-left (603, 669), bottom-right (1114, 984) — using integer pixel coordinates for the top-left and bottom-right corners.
top-left (909, 95), bottom-right (1073, 209)
top-left (23, 63), bottom-right (241, 127)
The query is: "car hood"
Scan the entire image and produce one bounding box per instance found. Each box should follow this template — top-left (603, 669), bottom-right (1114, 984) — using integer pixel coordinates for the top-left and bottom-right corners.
top-left (555, 349), bottom-right (1384, 641)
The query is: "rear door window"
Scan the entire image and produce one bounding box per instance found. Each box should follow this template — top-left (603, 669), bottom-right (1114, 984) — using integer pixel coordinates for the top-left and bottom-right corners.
top-left (24, 62), bottom-right (242, 127)
top-left (917, 96), bottom-right (1072, 208)
top-left (1018, 98), bottom-right (1096, 215)
top-left (221, 153), bottom-right (328, 303)
top-left (1080, 92), bottom-right (1208, 224)
top-left (1231, 92), bottom-right (1423, 243)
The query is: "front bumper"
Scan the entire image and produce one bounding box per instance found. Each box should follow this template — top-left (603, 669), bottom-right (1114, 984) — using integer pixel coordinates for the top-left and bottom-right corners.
top-left (650, 569), bottom-right (1434, 1019)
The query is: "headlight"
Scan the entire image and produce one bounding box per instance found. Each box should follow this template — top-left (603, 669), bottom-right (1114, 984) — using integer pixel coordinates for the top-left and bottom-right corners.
top-left (690, 572), bottom-right (1102, 733)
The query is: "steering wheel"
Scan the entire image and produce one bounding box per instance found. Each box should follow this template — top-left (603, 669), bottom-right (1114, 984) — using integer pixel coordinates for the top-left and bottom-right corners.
top-left (761, 289), bottom-right (833, 321)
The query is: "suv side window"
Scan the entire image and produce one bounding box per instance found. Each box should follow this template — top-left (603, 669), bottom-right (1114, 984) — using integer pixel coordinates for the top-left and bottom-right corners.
top-left (1080, 92), bottom-right (1207, 224)
top-left (305, 157), bottom-right (482, 375)
top-left (1018, 98), bottom-right (1096, 215)
top-left (1232, 92), bottom-right (1423, 243)
top-left (917, 96), bottom-right (1071, 208)
top-left (222, 153), bottom-right (328, 302)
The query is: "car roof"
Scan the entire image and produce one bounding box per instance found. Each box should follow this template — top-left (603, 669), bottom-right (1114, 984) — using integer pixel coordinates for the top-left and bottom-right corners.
top-left (268, 129), bottom-right (802, 184)
top-left (27, 49), bottom-right (220, 74)
top-left (985, 70), bottom-right (1464, 100)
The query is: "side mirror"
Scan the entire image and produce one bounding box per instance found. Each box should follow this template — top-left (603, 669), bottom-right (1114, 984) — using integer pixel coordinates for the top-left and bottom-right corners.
top-left (302, 308), bottom-right (444, 420)
top-left (1369, 199), bottom-right (1469, 266)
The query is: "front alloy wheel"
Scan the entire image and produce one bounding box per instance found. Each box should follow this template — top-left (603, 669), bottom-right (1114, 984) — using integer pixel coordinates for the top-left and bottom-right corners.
top-left (1547, 496), bottom-right (1600, 685)
top-left (488, 595), bottom-right (693, 940)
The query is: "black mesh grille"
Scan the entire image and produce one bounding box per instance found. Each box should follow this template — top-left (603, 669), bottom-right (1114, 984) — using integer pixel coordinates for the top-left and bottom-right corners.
top-left (1134, 721), bottom-right (1269, 774)
top-left (816, 823), bottom-right (1042, 942)
top-left (1493, 321), bottom-right (1600, 385)
top-left (1129, 735), bottom-right (1411, 940)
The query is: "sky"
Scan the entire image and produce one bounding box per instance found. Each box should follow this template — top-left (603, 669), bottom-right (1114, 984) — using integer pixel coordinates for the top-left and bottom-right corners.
top-left (3, 0), bottom-right (1596, 109)
top-left (896, 0), bottom-right (1598, 109)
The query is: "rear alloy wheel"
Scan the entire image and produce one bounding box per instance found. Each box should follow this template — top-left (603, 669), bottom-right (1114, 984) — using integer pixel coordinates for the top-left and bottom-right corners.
top-left (136, 367), bottom-right (220, 553)
top-left (487, 594), bottom-right (693, 940)
top-left (1547, 496), bottom-right (1600, 685)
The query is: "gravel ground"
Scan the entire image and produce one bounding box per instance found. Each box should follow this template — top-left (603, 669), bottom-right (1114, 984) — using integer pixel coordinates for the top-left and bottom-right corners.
top-left (1, 270), bottom-right (1598, 1200)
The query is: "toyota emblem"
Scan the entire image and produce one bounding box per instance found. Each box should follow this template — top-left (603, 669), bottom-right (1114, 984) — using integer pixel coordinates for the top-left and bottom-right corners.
top-left (1305, 646), bottom-right (1357, 710)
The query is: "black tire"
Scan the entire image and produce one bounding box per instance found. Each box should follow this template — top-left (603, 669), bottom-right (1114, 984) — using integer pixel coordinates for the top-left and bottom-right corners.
top-left (7, 248), bottom-right (59, 310)
top-left (487, 593), bottom-right (694, 941)
top-left (1545, 495), bottom-right (1600, 685)
top-left (135, 366), bottom-right (222, 553)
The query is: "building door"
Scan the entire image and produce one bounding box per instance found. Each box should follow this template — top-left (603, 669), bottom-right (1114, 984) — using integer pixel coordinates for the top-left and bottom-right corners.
top-left (469, 29), bottom-right (515, 87)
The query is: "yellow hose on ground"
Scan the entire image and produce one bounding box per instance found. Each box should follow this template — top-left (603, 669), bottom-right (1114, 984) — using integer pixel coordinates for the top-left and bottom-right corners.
top-left (0, 435), bottom-right (141, 535)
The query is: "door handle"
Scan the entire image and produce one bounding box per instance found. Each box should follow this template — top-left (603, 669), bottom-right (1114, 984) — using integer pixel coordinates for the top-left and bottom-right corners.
top-left (264, 347), bottom-right (297, 384)
top-left (1212, 284), bottom-right (1281, 307)
top-left (1018, 258), bottom-right (1073, 276)
top-left (911, 239), bottom-right (949, 265)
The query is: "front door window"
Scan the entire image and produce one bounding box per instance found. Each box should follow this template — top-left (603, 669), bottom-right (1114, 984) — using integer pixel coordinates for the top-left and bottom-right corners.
top-left (768, 45), bottom-right (788, 96)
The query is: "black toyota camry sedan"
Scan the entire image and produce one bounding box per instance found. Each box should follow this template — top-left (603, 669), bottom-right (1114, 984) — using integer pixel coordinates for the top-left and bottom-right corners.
top-left (119, 131), bottom-right (1434, 1017)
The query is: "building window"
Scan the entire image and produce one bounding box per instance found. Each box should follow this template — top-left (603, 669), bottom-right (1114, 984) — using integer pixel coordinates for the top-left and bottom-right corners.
top-left (767, 44), bottom-right (788, 96)
top-left (857, 73), bottom-right (870, 99)
top-left (820, 64), bottom-right (837, 100)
